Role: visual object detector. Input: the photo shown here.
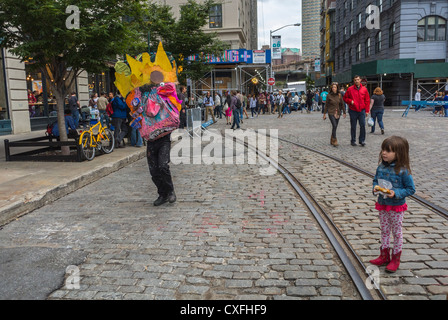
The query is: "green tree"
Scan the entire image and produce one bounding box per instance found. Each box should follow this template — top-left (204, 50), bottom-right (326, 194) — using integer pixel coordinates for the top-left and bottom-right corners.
top-left (0, 0), bottom-right (147, 152)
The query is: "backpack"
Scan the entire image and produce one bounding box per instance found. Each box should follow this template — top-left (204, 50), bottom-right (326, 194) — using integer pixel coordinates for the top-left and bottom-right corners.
top-left (46, 121), bottom-right (57, 137)
top-left (236, 98), bottom-right (242, 109)
top-left (106, 102), bottom-right (114, 116)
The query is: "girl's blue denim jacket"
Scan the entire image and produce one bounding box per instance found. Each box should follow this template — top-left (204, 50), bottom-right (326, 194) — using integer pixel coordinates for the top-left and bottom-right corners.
top-left (373, 161), bottom-right (415, 206)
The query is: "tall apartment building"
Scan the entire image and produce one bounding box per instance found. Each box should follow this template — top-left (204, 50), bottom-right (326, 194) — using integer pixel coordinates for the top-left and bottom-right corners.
top-left (158, 0), bottom-right (258, 50)
top-left (330, 0), bottom-right (448, 105)
top-left (302, 0), bottom-right (321, 60)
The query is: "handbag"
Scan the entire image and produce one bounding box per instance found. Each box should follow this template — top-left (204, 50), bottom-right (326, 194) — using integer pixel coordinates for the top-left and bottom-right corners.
top-left (223, 103), bottom-right (229, 112)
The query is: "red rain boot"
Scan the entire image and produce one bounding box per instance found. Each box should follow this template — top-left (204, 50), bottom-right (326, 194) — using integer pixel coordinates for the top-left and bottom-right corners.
top-left (369, 247), bottom-right (391, 266)
top-left (386, 251), bottom-right (402, 273)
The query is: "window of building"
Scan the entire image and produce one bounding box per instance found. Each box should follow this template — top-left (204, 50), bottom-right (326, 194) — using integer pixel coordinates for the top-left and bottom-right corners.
top-left (343, 52), bottom-right (346, 67)
top-left (378, 0), bottom-right (383, 12)
top-left (0, 49), bottom-right (8, 121)
top-left (365, 38), bottom-right (371, 57)
top-left (389, 23), bottom-right (396, 47)
top-left (375, 31), bottom-right (382, 53)
top-left (417, 16), bottom-right (447, 42)
top-left (350, 0), bottom-right (354, 11)
top-left (356, 43), bottom-right (361, 61)
top-left (349, 49), bottom-right (352, 64)
top-left (358, 13), bottom-right (362, 30)
top-left (209, 4), bottom-right (223, 28)
top-left (350, 20), bottom-right (354, 35)
top-left (344, 26), bottom-right (347, 40)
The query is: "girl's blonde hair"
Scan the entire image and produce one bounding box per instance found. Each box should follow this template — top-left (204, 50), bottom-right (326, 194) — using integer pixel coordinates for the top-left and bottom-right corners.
top-left (379, 136), bottom-right (411, 174)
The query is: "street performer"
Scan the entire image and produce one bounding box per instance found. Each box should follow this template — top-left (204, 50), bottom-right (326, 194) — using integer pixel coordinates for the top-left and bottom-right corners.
top-left (343, 75), bottom-right (370, 146)
top-left (114, 42), bottom-right (181, 206)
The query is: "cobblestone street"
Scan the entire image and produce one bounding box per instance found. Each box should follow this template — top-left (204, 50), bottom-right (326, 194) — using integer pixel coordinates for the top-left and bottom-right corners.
top-left (0, 109), bottom-right (447, 300)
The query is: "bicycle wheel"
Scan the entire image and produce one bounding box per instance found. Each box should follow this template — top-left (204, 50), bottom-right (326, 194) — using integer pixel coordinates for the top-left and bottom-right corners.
top-left (80, 132), bottom-right (95, 160)
top-left (100, 128), bottom-right (115, 154)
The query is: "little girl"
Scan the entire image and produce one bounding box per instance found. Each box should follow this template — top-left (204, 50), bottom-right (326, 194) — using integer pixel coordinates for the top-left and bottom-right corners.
top-left (370, 136), bottom-right (415, 273)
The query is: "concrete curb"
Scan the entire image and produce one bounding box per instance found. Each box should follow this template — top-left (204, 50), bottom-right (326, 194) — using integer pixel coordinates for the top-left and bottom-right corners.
top-left (0, 149), bottom-right (146, 227)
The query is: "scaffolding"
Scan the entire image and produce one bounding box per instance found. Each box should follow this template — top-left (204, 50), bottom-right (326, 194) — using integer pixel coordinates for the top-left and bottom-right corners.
top-left (189, 63), bottom-right (272, 105)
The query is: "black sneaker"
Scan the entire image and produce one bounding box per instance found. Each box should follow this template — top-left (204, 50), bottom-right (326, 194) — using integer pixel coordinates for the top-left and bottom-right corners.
top-left (351, 142), bottom-right (357, 146)
top-left (153, 196), bottom-right (168, 206)
top-left (167, 191), bottom-right (177, 203)
top-left (360, 142), bottom-right (366, 146)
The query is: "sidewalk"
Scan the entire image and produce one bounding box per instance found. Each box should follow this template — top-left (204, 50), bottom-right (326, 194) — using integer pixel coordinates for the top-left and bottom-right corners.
top-left (0, 131), bottom-right (145, 226)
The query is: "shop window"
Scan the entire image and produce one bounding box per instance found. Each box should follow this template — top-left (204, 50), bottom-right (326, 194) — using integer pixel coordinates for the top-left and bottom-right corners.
top-left (25, 61), bottom-right (78, 118)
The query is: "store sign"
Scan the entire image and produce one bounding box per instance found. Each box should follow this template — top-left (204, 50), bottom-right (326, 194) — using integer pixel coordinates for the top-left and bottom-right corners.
top-left (187, 49), bottom-right (271, 65)
top-left (253, 50), bottom-right (267, 64)
top-left (271, 35), bottom-right (282, 60)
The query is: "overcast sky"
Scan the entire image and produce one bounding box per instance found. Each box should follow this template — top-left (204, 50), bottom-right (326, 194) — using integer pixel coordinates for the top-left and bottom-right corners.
top-left (257, 0), bottom-right (302, 51)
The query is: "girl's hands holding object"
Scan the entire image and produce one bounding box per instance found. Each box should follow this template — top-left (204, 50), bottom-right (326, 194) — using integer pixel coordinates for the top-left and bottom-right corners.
top-left (374, 185), bottom-right (395, 198)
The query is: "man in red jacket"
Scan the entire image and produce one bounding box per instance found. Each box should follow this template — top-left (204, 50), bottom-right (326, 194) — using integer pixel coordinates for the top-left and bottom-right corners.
top-left (343, 75), bottom-right (370, 146)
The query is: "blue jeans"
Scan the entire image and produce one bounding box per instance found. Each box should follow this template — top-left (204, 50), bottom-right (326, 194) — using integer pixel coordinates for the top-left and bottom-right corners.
top-left (71, 109), bottom-right (80, 128)
top-left (349, 109), bottom-right (366, 144)
top-left (131, 127), bottom-right (143, 147)
top-left (231, 108), bottom-right (240, 129)
top-left (444, 106), bottom-right (448, 117)
top-left (370, 109), bottom-right (384, 132)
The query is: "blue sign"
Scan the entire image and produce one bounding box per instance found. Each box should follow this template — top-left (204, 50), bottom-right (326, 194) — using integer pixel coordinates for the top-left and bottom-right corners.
top-left (188, 49), bottom-right (271, 65)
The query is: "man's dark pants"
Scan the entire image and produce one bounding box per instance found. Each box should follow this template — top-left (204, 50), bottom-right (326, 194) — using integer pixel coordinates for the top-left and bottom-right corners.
top-left (349, 109), bottom-right (366, 144)
top-left (146, 134), bottom-right (174, 198)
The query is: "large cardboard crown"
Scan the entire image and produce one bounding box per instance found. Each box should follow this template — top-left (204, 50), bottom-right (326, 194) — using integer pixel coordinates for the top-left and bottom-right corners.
top-left (114, 42), bottom-right (178, 97)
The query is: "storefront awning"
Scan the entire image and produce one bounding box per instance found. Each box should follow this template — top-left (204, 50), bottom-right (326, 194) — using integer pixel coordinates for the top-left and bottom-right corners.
top-left (332, 69), bottom-right (352, 84)
top-left (351, 59), bottom-right (415, 76)
top-left (414, 62), bottom-right (448, 79)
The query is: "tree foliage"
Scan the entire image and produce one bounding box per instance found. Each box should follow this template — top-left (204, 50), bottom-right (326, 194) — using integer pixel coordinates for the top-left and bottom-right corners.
top-left (0, 0), bottom-right (227, 146)
top-left (0, 0), bottom-right (148, 147)
top-left (143, 0), bottom-right (229, 83)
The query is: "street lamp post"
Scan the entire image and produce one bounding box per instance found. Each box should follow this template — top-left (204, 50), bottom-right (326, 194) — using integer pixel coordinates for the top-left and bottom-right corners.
top-left (269, 23), bottom-right (301, 92)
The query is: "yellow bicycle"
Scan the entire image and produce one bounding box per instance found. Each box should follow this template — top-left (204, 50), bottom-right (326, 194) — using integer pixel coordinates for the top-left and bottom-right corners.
top-left (79, 121), bottom-right (115, 160)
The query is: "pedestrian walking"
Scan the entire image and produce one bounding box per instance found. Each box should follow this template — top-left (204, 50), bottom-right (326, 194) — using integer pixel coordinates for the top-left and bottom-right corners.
top-left (343, 75), bottom-right (370, 146)
top-left (230, 90), bottom-right (241, 130)
top-left (111, 93), bottom-right (129, 148)
top-left (323, 82), bottom-right (346, 147)
top-left (97, 92), bottom-right (109, 128)
top-left (224, 91), bottom-right (232, 125)
top-left (242, 92), bottom-right (249, 119)
top-left (320, 89), bottom-right (328, 114)
top-left (249, 94), bottom-right (257, 118)
top-left (68, 91), bottom-right (80, 128)
top-left (204, 92), bottom-right (216, 123)
top-left (370, 136), bottom-right (415, 273)
top-left (277, 90), bottom-right (285, 118)
top-left (370, 87), bottom-right (386, 134)
top-left (214, 92), bottom-right (222, 119)
top-left (306, 90), bottom-right (313, 113)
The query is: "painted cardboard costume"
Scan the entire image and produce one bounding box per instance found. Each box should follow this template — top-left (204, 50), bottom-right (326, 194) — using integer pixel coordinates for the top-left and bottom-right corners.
top-left (114, 42), bottom-right (181, 141)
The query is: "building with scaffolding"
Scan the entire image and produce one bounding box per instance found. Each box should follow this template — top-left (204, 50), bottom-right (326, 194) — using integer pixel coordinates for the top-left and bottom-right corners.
top-left (188, 49), bottom-right (272, 101)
